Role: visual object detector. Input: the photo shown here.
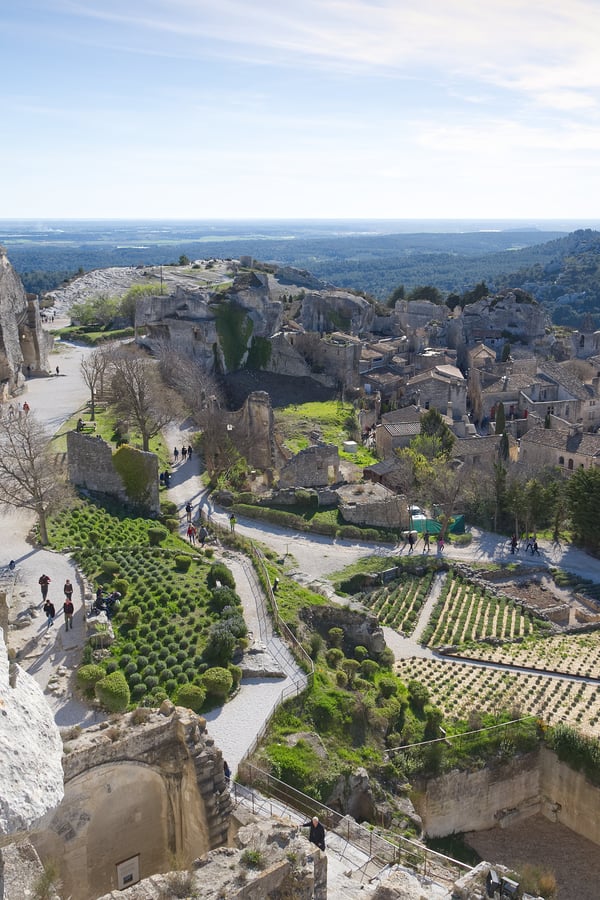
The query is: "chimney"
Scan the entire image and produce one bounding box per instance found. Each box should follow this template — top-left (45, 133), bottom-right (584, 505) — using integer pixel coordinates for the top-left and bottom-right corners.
top-left (447, 400), bottom-right (453, 419)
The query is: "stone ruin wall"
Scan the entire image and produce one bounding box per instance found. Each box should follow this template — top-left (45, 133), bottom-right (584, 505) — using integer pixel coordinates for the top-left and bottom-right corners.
top-left (414, 746), bottom-right (600, 848)
top-left (278, 443), bottom-right (340, 489)
top-left (219, 391), bottom-right (275, 472)
top-left (66, 431), bottom-right (160, 514)
top-left (32, 705), bottom-right (232, 900)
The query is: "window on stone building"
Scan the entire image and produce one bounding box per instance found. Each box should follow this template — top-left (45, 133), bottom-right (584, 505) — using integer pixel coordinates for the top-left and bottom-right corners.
top-left (559, 456), bottom-right (564, 465)
top-left (568, 459), bottom-right (574, 470)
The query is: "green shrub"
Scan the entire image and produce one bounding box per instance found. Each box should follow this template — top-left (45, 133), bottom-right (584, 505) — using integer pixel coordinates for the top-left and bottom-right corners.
top-left (95, 671), bottom-right (131, 712)
top-left (201, 666), bottom-right (234, 699)
top-left (165, 517), bottom-right (180, 533)
top-left (175, 554), bottom-right (192, 573)
top-left (77, 663), bottom-right (105, 696)
top-left (160, 499), bottom-right (178, 517)
top-left (112, 578), bottom-right (129, 597)
top-left (101, 559), bottom-right (120, 577)
top-left (148, 526), bottom-right (168, 546)
top-left (211, 585), bottom-right (240, 611)
top-left (124, 605), bottom-right (142, 626)
top-left (207, 562), bottom-right (236, 590)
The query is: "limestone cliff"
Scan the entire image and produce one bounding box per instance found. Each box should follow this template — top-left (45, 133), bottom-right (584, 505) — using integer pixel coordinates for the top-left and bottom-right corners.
top-left (0, 608), bottom-right (64, 844)
top-left (0, 246), bottom-right (50, 397)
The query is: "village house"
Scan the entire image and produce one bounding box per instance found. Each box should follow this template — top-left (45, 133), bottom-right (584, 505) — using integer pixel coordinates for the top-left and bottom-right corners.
top-left (519, 422), bottom-right (600, 472)
top-left (406, 364), bottom-right (467, 420)
top-left (374, 405), bottom-right (422, 458)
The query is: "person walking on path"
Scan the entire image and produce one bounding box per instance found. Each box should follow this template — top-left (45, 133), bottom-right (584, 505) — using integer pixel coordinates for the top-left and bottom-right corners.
top-left (173, 446), bottom-right (179, 463)
top-left (63, 578), bottom-right (74, 602)
top-left (408, 532), bottom-right (415, 554)
top-left (43, 598), bottom-right (55, 628)
top-left (187, 444), bottom-right (193, 461)
top-left (187, 523), bottom-right (197, 544)
top-left (229, 513), bottom-right (236, 533)
top-left (303, 816), bottom-right (326, 851)
top-left (532, 540), bottom-right (540, 556)
top-left (185, 502), bottom-right (193, 523)
top-left (181, 445), bottom-right (187, 461)
top-left (39, 573), bottom-right (51, 601)
top-left (63, 598), bottom-right (74, 630)
top-left (510, 534), bottom-right (518, 554)
top-left (423, 531), bottom-right (430, 553)
top-left (198, 525), bottom-right (208, 547)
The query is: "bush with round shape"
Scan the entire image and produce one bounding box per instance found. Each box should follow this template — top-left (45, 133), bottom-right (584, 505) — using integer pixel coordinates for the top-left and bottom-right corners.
top-left (360, 659), bottom-right (379, 681)
top-left (201, 666), bottom-right (233, 700)
top-left (228, 664), bottom-right (242, 689)
top-left (148, 526), bottom-right (168, 546)
top-left (77, 664), bottom-right (106, 697)
top-left (101, 559), bottom-right (120, 578)
top-left (113, 578), bottom-right (129, 597)
top-left (124, 605), bottom-right (142, 627)
top-left (175, 554), bottom-right (192, 573)
top-left (132, 683), bottom-right (147, 700)
top-left (211, 585), bottom-right (240, 612)
top-left (175, 683), bottom-right (206, 712)
top-left (128, 672), bottom-right (142, 687)
top-left (207, 562), bottom-right (236, 590)
top-left (95, 671), bottom-right (130, 712)
top-left (165, 517), bottom-right (180, 533)
top-left (203, 623), bottom-right (237, 665)
top-left (144, 675), bottom-right (159, 690)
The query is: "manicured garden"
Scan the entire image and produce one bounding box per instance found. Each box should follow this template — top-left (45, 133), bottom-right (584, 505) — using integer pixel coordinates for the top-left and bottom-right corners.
top-left (48, 499), bottom-right (247, 712)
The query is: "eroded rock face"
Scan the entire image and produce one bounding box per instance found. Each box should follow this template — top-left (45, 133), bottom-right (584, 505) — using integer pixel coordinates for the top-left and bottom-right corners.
top-left (0, 246), bottom-right (50, 396)
top-left (0, 623), bottom-right (64, 844)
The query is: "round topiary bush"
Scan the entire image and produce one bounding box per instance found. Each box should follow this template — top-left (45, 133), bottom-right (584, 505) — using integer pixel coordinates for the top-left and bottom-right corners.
top-left (144, 675), bottom-right (159, 691)
top-left (165, 518), bottom-right (180, 533)
top-left (148, 526), bottom-right (168, 546)
top-left (77, 663), bottom-right (106, 696)
top-left (175, 554), bottom-right (192, 573)
top-left (207, 562), bottom-right (236, 590)
top-left (124, 605), bottom-right (142, 626)
top-left (132, 683), bottom-right (147, 700)
top-left (175, 683), bottom-right (206, 712)
top-left (101, 559), bottom-right (120, 578)
top-left (211, 585), bottom-right (241, 612)
top-left (95, 671), bottom-right (130, 712)
top-left (201, 666), bottom-right (234, 700)
top-left (113, 578), bottom-right (129, 597)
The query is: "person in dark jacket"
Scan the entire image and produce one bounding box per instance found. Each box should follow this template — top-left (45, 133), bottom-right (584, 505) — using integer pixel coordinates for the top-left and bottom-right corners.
top-left (303, 816), bottom-right (325, 851)
top-left (43, 599), bottom-right (55, 628)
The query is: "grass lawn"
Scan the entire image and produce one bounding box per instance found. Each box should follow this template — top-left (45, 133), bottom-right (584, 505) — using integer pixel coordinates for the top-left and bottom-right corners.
top-left (51, 407), bottom-right (170, 468)
top-left (275, 400), bottom-right (378, 466)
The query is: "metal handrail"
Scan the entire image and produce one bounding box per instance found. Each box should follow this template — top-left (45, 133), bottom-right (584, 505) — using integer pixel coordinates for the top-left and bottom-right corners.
top-left (233, 763), bottom-right (471, 882)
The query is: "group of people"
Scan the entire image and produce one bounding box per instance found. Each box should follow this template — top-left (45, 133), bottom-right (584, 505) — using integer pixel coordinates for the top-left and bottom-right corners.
top-left (173, 444), bottom-right (193, 464)
top-left (39, 574), bottom-right (75, 630)
top-left (185, 501), bottom-right (209, 545)
top-left (510, 534), bottom-right (540, 556)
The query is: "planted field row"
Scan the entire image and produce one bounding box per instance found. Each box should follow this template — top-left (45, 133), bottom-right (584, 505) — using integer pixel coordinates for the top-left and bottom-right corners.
top-left (396, 657), bottom-right (600, 736)
top-left (358, 571), bottom-right (435, 635)
top-left (457, 630), bottom-right (600, 679)
top-left (422, 572), bottom-right (549, 648)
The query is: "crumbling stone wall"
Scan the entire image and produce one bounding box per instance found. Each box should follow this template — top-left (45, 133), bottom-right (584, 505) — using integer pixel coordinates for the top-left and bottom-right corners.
top-left (278, 444), bottom-right (340, 488)
top-left (67, 431), bottom-right (159, 514)
top-left (33, 705), bottom-right (232, 900)
top-left (337, 482), bottom-right (403, 528)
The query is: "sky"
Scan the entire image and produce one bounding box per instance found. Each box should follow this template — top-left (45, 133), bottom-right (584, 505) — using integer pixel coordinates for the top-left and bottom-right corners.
top-left (2, 0), bottom-right (600, 220)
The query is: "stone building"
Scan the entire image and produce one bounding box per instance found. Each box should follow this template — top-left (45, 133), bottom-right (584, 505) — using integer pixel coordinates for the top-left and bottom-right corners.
top-left (519, 423), bottom-right (600, 472)
top-left (406, 364), bottom-right (466, 420)
top-left (278, 443), bottom-right (340, 488)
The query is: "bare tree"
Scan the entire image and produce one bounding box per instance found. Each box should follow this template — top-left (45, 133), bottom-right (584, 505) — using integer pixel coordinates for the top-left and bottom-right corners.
top-left (155, 341), bottom-right (224, 422)
top-left (108, 349), bottom-right (178, 451)
top-left (0, 412), bottom-right (73, 544)
top-left (80, 347), bottom-right (111, 421)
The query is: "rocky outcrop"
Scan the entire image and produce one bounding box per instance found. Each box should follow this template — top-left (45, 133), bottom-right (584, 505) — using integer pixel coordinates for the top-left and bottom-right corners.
top-left (0, 246), bottom-right (50, 398)
top-left (300, 289), bottom-right (374, 334)
top-left (0, 601), bottom-right (64, 845)
top-left (299, 605), bottom-right (386, 657)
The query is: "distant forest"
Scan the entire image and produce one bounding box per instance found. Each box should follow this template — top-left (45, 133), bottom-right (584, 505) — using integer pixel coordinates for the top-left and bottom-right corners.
top-left (5, 226), bottom-right (600, 329)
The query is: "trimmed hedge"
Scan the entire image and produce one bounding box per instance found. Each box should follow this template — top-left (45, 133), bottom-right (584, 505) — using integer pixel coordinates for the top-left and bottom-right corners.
top-left (175, 683), bottom-right (206, 712)
top-left (77, 663), bottom-right (106, 696)
top-left (201, 666), bottom-right (233, 699)
top-left (95, 670), bottom-right (131, 712)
